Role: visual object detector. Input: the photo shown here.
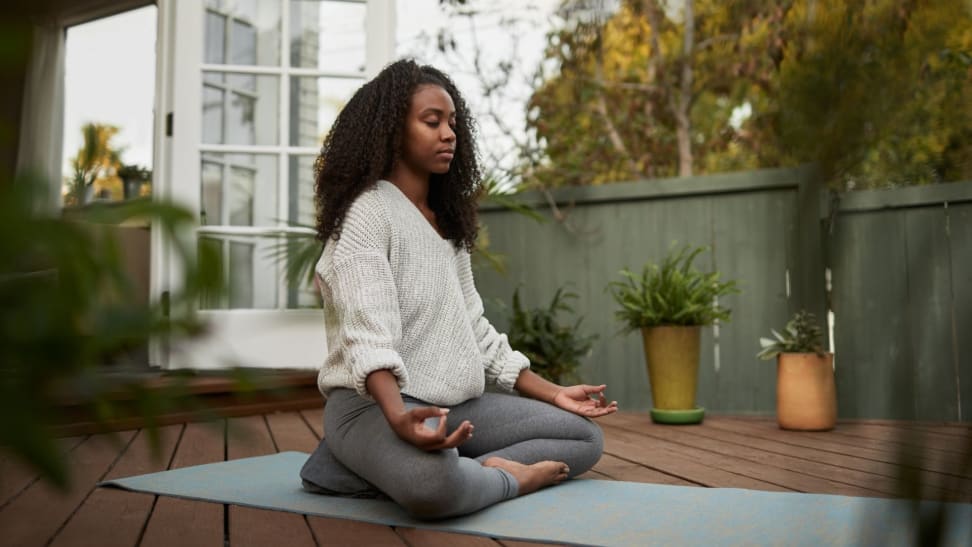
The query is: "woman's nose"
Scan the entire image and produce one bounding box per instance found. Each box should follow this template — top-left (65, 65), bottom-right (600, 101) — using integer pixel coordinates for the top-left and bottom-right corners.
top-left (441, 125), bottom-right (456, 142)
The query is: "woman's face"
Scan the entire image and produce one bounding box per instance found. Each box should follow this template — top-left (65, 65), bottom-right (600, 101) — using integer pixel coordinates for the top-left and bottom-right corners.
top-left (400, 84), bottom-right (457, 177)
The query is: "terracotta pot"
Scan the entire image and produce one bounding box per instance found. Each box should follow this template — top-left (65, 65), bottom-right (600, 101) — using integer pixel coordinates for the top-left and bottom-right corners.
top-left (776, 353), bottom-right (837, 431)
top-left (640, 326), bottom-right (701, 410)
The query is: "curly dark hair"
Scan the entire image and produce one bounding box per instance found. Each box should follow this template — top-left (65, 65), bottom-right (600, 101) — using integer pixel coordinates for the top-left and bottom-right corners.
top-left (314, 59), bottom-right (482, 252)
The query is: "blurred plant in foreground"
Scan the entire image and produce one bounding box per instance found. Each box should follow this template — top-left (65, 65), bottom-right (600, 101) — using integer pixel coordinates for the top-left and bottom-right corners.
top-left (0, 172), bottom-right (223, 489)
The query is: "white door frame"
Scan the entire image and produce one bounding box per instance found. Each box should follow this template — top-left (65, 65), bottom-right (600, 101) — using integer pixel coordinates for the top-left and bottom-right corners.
top-left (151, 0), bottom-right (395, 369)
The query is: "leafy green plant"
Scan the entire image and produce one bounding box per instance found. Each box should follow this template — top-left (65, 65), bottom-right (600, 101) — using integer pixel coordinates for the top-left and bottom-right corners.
top-left (757, 310), bottom-right (827, 360)
top-left (116, 164), bottom-right (151, 182)
top-left (507, 286), bottom-right (598, 384)
top-left (1, 172), bottom-right (224, 488)
top-left (607, 244), bottom-right (740, 330)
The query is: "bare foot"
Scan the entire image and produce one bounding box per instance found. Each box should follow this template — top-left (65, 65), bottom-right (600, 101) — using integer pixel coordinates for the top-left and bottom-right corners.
top-left (483, 457), bottom-right (569, 496)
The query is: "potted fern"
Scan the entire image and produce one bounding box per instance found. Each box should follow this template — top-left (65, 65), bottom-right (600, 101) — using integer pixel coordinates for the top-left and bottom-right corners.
top-left (758, 310), bottom-right (837, 431)
top-left (607, 245), bottom-right (739, 424)
top-left (507, 286), bottom-right (598, 384)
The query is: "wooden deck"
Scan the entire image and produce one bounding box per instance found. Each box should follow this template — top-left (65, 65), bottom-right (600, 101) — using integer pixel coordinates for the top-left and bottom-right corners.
top-left (1, 410), bottom-right (969, 547)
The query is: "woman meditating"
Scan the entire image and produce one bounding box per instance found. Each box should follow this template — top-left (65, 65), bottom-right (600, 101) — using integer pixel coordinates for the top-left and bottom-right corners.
top-left (301, 59), bottom-right (617, 520)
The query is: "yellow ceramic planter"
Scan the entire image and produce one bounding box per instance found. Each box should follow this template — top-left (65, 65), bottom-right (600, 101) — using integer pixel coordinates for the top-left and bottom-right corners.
top-left (641, 326), bottom-right (704, 423)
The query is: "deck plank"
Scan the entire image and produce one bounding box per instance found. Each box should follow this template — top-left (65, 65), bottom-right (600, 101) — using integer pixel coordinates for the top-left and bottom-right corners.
top-left (306, 516), bottom-right (408, 546)
top-left (49, 425), bottom-right (182, 547)
top-left (598, 420), bottom-right (790, 491)
top-left (299, 407), bottom-right (325, 440)
top-left (592, 453), bottom-right (697, 486)
top-left (823, 424), bottom-right (971, 455)
top-left (0, 436), bottom-right (86, 509)
top-left (266, 410), bottom-right (320, 454)
top-left (139, 421), bottom-right (226, 547)
top-left (653, 416), bottom-right (970, 500)
top-left (0, 431), bottom-right (135, 547)
top-left (226, 415), bottom-right (316, 547)
top-left (395, 528), bottom-right (501, 546)
top-left (606, 413), bottom-right (907, 498)
top-left (705, 416), bottom-right (972, 480)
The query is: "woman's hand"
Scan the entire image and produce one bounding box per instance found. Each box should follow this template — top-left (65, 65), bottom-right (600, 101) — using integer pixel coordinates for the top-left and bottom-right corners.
top-left (388, 407), bottom-right (474, 451)
top-left (552, 384), bottom-right (619, 418)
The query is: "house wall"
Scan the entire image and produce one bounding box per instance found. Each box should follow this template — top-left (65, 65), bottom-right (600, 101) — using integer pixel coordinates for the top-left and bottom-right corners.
top-left (476, 166), bottom-right (827, 415)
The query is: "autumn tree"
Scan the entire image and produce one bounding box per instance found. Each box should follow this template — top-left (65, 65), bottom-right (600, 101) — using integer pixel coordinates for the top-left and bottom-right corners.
top-left (526, 0), bottom-right (790, 186)
top-left (65, 123), bottom-right (123, 206)
top-left (777, 0), bottom-right (972, 189)
top-left (526, 0), bottom-right (972, 190)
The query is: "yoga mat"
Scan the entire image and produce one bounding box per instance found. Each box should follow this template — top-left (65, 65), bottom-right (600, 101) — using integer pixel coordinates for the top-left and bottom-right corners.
top-left (101, 451), bottom-right (972, 547)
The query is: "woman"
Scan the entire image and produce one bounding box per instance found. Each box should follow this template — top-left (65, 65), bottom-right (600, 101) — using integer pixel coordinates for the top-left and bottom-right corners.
top-left (301, 59), bottom-right (617, 520)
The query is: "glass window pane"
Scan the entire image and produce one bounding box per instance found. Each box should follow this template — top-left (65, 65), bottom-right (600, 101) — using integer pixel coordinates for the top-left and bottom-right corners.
top-left (230, 20), bottom-right (256, 65)
top-left (201, 160), bottom-right (223, 226)
top-left (198, 236), bottom-right (225, 309)
top-left (286, 154), bottom-right (320, 309)
top-left (204, 11), bottom-right (226, 63)
top-left (229, 166), bottom-right (254, 226)
top-left (229, 241), bottom-right (255, 308)
top-left (290, 0), bottom-right (366, 72)
top-left (203, 0), bottom-right (280, 66)
top-left (198, 153), bottom-right (278, 227)
top-left (198, 234), bottom-right (281, 309)
top-left (289, 76), bottom-right (362, 147)
top-left (287, 154), bottom-right (316, 227)
top-left (202, 85), bottom-right (225, 143)
top-left (201, 72), bottom-right (278, 145)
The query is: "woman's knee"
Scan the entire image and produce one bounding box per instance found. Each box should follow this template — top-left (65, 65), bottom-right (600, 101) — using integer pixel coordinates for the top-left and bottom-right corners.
top-left (392, 458), bottom-right (465, 519)
top-left (569, 418), bottom-right (605, 476)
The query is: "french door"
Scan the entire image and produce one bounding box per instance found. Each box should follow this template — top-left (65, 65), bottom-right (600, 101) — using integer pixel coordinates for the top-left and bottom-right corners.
top-left (152, 0), bottom-right (395, 369)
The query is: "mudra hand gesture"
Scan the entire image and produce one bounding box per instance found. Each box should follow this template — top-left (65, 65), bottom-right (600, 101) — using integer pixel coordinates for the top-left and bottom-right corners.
top-left (552, 384), bottom-right (618, 418)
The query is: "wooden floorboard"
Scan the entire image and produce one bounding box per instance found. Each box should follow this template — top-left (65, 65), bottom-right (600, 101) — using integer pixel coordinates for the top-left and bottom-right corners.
top-left (606, 414), bottom-right (908, 498)
top-left (0, 436), bottom-right (86, 509)
top-left (300, 407), bottom-right (325, 440)
top-left (49, 425), bottom-right (183, 547)
top-left (226, 415), bottom-right (317, 547)
top-left (139, 421), bottom-right (226, 547)
top-left (0, 432), bottom-right (135, 547)
top-left (2, 411), bottom-right (969, 546)
top-left (705, 416), bottom-right (972, 480)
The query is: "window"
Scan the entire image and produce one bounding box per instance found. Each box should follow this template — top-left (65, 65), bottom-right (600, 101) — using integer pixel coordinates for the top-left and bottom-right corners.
top-left (191, 0), bottom-right (377, 310)
top-left (61, 5), bottom-right (158, 207)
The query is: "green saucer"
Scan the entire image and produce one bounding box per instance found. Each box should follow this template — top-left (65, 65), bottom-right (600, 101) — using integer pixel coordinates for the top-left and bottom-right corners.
top-left (650, 407), bottom-right (705, 425)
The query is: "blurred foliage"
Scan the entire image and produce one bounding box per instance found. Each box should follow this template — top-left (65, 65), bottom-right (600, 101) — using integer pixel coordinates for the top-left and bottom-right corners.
top-left (507, 286), bottom-right (598, 384)
top-left (527, 0), bottom-right (972, 190)
top-left (0, 172), bottom-right (224, 489)
top-left (65, 122), bottom-right (125, 205)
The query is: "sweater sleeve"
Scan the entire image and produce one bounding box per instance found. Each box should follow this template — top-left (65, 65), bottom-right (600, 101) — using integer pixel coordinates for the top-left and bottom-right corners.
top-left (320, 192), bottom-right (408, 399)
top-left (456, 251), bottom-right (530, 392)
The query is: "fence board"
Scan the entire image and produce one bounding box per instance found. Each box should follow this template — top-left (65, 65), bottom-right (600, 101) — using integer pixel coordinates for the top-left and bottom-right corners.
top-left (905, 207), bottom-right (959, 420)
top-left (949, 203), bottom-right (972, 422)
top-left (830, 209), bottom-right (913, 419)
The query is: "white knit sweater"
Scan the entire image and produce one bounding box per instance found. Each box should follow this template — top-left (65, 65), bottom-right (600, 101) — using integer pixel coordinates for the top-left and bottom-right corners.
top-left (315, 180), bottom-right (530, 406)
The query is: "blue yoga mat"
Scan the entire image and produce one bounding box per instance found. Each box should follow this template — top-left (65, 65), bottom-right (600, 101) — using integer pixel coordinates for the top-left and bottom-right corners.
top-left (101, 451), bottom-right (972, 547)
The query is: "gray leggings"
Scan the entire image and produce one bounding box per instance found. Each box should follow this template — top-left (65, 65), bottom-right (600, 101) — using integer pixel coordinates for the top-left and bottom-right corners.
top-left (322, 388), bottom-right (604, 519)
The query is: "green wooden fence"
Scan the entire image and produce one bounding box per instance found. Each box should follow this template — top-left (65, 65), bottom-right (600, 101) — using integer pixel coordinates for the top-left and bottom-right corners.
top-left (476, 166), bottom-right (827, 415)
top-left (828, 181), bottom-right (972, 421)
top-left (477, 168), bottom-right (971, 420)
